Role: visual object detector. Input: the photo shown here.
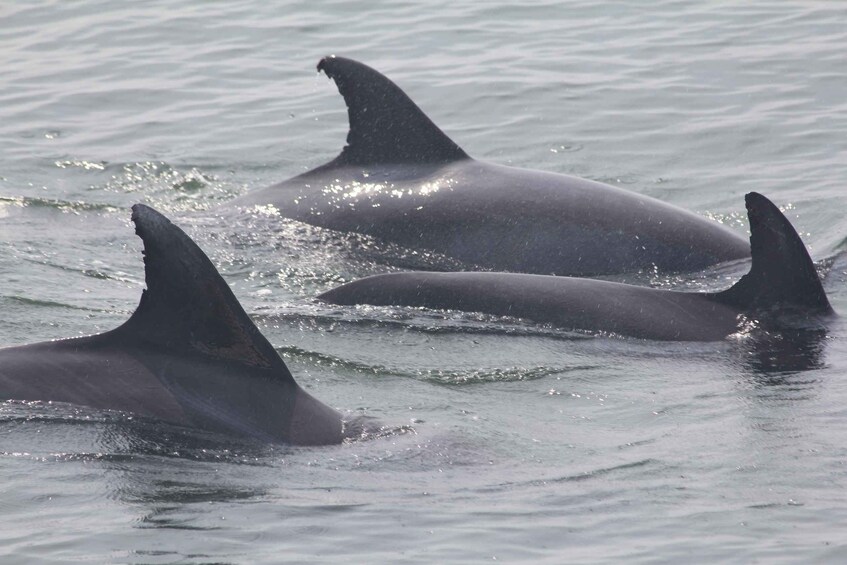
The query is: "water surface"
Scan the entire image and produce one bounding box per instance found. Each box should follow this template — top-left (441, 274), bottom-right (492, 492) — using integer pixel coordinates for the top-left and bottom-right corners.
top-left (1, 1), bottom-right (847, 563)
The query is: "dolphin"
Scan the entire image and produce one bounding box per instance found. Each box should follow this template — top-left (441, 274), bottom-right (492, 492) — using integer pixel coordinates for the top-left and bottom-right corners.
top-left (232, 55), bottom-right (750, 276)
top-left (319, 193), bottom-right (834, 341)
top-left (0, 205), bottom-right (345, 445)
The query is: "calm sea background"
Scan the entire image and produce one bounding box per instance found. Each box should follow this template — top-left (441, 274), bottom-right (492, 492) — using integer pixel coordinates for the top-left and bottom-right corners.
top-left (2, 1), bottom-right (847, 563)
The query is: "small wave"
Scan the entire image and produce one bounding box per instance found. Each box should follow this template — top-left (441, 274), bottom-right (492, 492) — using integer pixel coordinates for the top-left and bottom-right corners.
top-left (99, 161), bottom-right (242, 212)
top-left (277, 345), bottom-right (389, 376)
top-left (0, 195), bottom-right (120, 214)
top-left (263, 305), bottom-right (596, 341)
top-left (14, 253), bottom-right (142, 286)
top-left (547, 458), bottom-right (659, 483)
top-left (54, 159), bottom-right (107, 171)
top-left (473, 458), bottom-right (661, 495)
top-left (4, 295), bottom-right (108, 312)
top-left (418, 365), bottom-right (570, 386)
top-left (343, 415), bottom-right (416, 443)
top-left (277, 344), bottom-right (585, 385)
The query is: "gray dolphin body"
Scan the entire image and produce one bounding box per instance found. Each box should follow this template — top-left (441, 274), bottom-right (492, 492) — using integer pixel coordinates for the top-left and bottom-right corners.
top-left (233, 56), bottom-right (750, 276)
top-left (0, 205), bottom-right (344, 445)
top-left (320, 193), bottom-right (834, 341)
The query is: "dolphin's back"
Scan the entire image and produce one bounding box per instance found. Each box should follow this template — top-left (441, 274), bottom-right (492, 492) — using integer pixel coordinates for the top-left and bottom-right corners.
top-left (234, 56), bottom-right (750, 276)
top-left (0, 337), bottom-right (189, 423)
top-left (320, 193), bottom-right (834, 341)
top-left (319, 271), bottom-right (739, 341)
top-left (257, 159), bottom-right (750, 276)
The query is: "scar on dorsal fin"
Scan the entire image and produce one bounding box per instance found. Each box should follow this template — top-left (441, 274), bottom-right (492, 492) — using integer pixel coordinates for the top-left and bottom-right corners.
top-left (117, 204), bottom-right (294, 380)
top-left (317, 55), bottom-right (469, 166)
top-left (712, 192), bottom-right (832, 314)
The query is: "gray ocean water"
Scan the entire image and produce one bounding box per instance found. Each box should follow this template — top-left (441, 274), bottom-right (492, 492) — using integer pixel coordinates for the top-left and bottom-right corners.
top-left (1, 1), bottom-right (847, 563)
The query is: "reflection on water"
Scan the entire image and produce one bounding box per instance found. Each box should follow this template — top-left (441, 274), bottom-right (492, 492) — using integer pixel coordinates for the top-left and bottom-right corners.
top-left (97, 419), bottom-right (277, 533)
top-left (737, 328), bottom-right (830, 378)
top-left (101, 416), bottom-right (280, 464)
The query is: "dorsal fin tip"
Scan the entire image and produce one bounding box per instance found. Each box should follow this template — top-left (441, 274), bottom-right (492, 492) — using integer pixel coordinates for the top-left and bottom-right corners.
top-left (316, 54), bottom-right (336, 74)
top-left (317, 55), bottom-right (469, 166)
top-left (122, 204), bottom-right (292, 377)
top-left (715, 192), bottom-right (832, 314)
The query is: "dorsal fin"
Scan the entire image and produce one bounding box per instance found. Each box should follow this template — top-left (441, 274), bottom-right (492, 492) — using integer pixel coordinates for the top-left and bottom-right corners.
top-left (317, 55), bottom-right (469, 166)
top-left (713, 192), bottom-right (832, 314)
top-left (117, 204), bottom-right (293, 378)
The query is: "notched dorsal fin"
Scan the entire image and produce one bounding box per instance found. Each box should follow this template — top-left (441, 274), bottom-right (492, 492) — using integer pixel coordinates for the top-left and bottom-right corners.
top-left (714, 192), bottom-right (832, 314)
top-left (318, 55), bottom-right (469, 165)
top-left (119, 204), bottom-right (292, 377)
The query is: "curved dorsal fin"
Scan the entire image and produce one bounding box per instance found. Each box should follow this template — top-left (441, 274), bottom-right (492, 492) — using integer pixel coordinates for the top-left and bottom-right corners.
top-left (318, 55), bottom-right (469, 166)
top-left (714, 192), bottom-right (832, 313)
top-left (118, 204), bottom-right (294, 379)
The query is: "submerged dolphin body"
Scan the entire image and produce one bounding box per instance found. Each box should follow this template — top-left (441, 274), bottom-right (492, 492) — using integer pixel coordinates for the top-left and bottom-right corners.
top-left (319, 193), bottom-right (834, 341)
top-left (0, 205), bottom-right (344, 445)
top-left (233, 56), bottom-right (750, 276)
